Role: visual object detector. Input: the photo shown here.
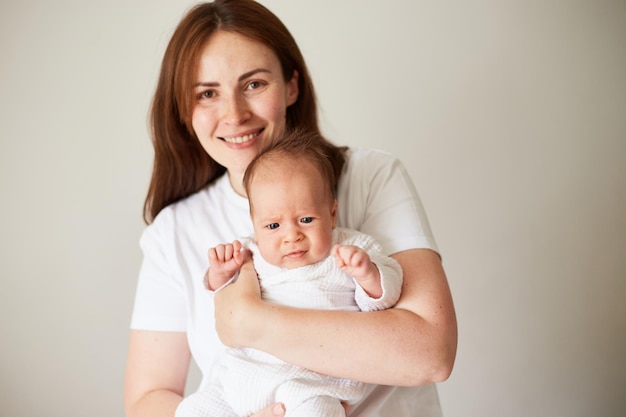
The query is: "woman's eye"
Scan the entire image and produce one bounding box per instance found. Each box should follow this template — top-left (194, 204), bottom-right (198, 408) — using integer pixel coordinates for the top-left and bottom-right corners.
top-left (300, 217), bottom-right (313, 224)
top-left (246, 81), bottom-right (265, 90)
top-left (198, 90), bottom-right (216, 99)
top-left (267, 223), bottom-right (280, 230)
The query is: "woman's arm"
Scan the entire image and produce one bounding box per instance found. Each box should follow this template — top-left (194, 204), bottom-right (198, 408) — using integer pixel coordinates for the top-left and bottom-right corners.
top-left (214, 248), bottom-right (457, 386)
top-left (124, 329), bottom-right (290, 417)
top-left (124, 330), bottom-right (190, 417)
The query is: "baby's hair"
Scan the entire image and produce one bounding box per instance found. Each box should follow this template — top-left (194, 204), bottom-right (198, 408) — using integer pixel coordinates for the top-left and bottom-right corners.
top-left (243, 128), bottom-right (338, 204)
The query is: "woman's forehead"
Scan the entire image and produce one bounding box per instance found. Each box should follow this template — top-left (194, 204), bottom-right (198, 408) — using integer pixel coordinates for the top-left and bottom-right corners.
top-left (197, 31), bottom-right (279, 76)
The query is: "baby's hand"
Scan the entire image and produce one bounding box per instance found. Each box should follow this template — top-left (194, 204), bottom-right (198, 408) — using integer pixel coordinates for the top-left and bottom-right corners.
top-left (332, 244), bottom-right (382, 298)
top-left (332, 244), bottom-right (376, 280)
top-left (205, 240), bottom-right (247, 290)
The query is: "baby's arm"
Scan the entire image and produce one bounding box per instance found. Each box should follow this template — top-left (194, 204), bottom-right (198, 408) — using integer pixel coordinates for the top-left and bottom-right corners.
top-left (205, 240), bottom-right (245, 291)
top-left (332, 244), bottom-right (382, 298)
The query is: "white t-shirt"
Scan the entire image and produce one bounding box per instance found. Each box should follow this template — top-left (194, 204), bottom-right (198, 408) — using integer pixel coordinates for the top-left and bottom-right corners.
top-left (131, 147), bottom-right (443, 417)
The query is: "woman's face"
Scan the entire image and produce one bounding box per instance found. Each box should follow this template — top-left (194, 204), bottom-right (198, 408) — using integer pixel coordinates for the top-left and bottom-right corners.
top-left (191, 31), bottom-right (299, 191)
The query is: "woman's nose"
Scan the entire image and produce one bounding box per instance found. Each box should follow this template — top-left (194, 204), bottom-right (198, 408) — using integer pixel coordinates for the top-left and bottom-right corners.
top-left (222, 94), bottom-right (250, 125)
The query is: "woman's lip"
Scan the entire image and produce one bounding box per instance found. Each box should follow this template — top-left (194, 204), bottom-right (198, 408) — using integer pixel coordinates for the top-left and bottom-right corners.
top-left (219, 128), bottom-right (264, 144)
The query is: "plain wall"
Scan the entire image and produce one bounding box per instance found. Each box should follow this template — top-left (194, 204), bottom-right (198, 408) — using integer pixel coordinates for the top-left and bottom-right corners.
top-left (1, 1), bottom-right (625, 416)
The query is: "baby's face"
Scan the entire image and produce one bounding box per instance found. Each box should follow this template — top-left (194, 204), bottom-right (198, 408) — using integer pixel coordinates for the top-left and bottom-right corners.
top-left (249, 159), bottom-right (336, 269)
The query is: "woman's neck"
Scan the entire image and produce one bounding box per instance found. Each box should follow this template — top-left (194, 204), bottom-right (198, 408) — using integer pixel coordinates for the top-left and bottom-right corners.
top-left (228, 171), bottom-right (247, 197)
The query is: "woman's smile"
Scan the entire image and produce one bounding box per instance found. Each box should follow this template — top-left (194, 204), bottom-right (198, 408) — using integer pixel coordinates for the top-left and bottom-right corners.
top-left (190, 30), bottom-right (299, 194)
top-left (219, 128), bottom-right (264, 144)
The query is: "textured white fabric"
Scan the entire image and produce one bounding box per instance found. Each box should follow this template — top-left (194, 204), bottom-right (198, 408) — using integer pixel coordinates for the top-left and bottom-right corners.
top-left (131, 148), bottom-right (443, 416)
top-left (250, 228), bottom-right (403, 311)
top-left (176, 228), bottom-right (402, 417)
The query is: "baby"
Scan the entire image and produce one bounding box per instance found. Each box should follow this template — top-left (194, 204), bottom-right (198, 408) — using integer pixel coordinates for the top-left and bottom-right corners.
top-left (176, 131), bottom-right (403, 417)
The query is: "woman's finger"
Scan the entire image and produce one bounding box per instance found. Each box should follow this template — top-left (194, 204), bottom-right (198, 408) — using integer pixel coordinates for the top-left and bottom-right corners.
top-left (250, 403), bottom-right (285, 417)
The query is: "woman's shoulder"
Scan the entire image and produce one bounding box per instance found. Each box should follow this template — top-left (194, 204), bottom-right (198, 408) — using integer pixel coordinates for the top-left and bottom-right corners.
top-left (143, 174), bottom-right (252, 255)
top-left (340, 147), bottom-right (405, 189)
top-left (345, 147), bottom-right (398, 167)
top-left (151, 175), bottom-right (242, 226)
top-left (148, 185), bottom-right (211, 232)
top-left (144, 175), bottom-right (239, 239)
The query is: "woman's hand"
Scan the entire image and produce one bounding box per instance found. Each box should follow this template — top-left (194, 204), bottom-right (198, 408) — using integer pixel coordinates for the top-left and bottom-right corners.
top-left (213, 256), bottom-right (264, 347)
top-left (250, 403), bottom-right (286, 417)
top-left (248, 400), bottom-right (348, 416)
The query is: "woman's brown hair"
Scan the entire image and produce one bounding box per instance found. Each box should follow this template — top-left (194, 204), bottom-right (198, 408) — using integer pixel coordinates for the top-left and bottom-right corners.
top-left (144, 0), bottom-right (345, 223)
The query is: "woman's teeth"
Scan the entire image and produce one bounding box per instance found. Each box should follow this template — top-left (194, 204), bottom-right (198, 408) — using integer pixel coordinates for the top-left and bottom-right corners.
top-left (223, 132), bottom-right (258, 144)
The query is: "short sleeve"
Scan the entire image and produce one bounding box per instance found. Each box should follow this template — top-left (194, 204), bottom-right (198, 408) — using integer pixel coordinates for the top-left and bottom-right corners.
top-left (130, 211), bottom-right (188, 331)
top-left (337, 149), bottom-right (438, 256)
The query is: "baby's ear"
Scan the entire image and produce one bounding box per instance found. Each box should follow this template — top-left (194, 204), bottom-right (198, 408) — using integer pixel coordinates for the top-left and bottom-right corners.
top-left (331, 199), bottom-right (338, 229)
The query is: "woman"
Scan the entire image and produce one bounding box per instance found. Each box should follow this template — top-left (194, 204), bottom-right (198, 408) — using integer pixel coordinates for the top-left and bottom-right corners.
top-left (124, 1), bottom-right (457, 416)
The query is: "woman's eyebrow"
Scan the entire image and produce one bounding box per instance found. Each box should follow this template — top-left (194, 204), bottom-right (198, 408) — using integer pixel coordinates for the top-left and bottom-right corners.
top-left (194, 81), bottom-right (219, 88)
top-left (238, 68), bottom-right (271, 81)
top-left (193, 68), bottom-right (272, 87)
top-left (193, 68), bottom-right (271, 88)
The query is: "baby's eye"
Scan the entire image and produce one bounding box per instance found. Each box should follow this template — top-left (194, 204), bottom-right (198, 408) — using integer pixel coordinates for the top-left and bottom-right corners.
top-left (300, 217), bottom-right (314, 224)
top-left (266, 223), bottom-right (280, 230)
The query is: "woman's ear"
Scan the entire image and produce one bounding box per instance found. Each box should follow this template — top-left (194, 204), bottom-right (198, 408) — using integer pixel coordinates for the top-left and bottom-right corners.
top-left (286, 70), bottom-right (299, 106)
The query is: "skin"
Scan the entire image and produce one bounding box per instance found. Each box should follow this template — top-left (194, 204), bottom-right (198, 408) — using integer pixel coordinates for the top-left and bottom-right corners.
top-left (125, 29), bottom-right (457, 417)
top-left (207, 157), bottom-right (383, 299)
top-left (190, 31), bottom-right (298, 196)
top-left (249, 158), bottom-right (337, 269)
top-left (125, 31), bottom-right (298, 417)
top-left (215, 248), bottom-right (456, 386)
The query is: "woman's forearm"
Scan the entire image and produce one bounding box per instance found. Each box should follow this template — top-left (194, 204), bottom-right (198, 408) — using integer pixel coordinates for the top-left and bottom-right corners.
top-left (242, 249), bottom-right (458, 386)
top-left (124, 330), bottom-right (190, 417)
top-left (251, 306), bottom-right (453, 386)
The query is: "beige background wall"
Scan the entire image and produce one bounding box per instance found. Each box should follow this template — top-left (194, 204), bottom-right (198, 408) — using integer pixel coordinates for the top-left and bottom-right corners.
top-left (1, 1), bottom-right (624, 416)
